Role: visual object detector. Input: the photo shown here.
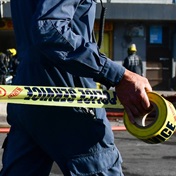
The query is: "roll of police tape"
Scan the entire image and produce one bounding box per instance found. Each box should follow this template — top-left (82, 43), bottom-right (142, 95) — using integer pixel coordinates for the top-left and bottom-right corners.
top-left (123, 91), bottom-right (176, 144)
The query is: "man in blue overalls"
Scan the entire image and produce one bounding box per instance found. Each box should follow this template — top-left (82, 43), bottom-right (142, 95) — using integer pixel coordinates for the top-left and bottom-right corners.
top-left (0, 1), bottom-right (152, 175)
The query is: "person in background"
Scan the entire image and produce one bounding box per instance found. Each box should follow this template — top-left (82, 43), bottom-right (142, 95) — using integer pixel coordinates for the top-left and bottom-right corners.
top-left (6, 48), bottom-right (19, 78)
top-left (123, 44), bottom-right (144, 76)
top-left (6, 48), bottom-right (17, 61)
top-left (0, 1), bottom-right (152, 176)
top-left (0, 52), bottom-right (8, 84)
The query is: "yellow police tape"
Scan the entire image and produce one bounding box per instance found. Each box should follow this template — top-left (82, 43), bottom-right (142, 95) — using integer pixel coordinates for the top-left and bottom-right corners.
top-left (0, 85), bottom-right (123, 108)
top-left (124, 92), bottom-right (176, 144)
top-left (0, 85), bottom-right (175, 144)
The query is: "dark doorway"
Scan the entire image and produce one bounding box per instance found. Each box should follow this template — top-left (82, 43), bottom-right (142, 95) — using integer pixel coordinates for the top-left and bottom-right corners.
top-left (0, 30), bottom-right (16, 52)
top-left (146, 25), bottom-right (172, 90)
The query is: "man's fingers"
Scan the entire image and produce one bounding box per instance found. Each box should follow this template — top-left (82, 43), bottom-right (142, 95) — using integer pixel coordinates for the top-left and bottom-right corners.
top-left (124, 92), bottom-right (152, 124)
top-left (141, 90), bottom-right (152, 110)
top-left (124, 107), bottom-right (135, 124)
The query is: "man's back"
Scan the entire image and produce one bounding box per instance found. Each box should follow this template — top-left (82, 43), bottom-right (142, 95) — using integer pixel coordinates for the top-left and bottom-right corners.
top-left (123, 53), bottom-right (143, 76)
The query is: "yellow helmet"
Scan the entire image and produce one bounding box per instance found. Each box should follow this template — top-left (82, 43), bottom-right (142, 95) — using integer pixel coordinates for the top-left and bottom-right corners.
top-left (128, 44), bottom-right (137, 52)
top-left (7, 48), bottom-right (17, 56)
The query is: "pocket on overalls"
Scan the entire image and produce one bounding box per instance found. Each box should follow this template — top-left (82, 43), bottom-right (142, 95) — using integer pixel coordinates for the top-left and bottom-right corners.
top-left (67, 145), bottom-right (122, 175)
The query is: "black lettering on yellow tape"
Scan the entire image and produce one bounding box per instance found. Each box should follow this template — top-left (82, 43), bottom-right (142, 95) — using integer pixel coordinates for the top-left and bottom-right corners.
top-left (23, 86), bottom-right (118, 106)
top-left (142, 121), bottom-right (176, 144)
top-left (24, 86), bottom-right (78, 103)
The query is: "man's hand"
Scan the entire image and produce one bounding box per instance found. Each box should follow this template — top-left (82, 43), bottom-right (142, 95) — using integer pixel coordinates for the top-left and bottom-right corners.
top-left (115, 69), bottom-right (152, 123)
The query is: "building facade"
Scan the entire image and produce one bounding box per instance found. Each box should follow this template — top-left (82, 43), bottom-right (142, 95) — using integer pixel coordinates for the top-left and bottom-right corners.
top-left (1, 0), bottom-right (176, 90)
top-left (96, 0), bottom-right (176, 90)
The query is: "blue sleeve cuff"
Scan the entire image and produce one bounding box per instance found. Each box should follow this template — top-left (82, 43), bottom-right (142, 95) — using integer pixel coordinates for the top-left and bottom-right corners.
top-left (94, 59), bottom-right (125, 88)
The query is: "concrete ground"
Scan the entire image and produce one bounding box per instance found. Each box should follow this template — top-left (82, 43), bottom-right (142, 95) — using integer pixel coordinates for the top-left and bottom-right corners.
top-left (0, 90), bottom-right (176, 176)
top-left (1, 130), bottom-right (176, 176)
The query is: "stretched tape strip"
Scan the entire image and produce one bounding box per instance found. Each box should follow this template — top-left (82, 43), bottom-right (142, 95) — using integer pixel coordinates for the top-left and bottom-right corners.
top-left (0, 85), bottom-right (175, 144)
top-left (0, 85), bottom-right (123, 108)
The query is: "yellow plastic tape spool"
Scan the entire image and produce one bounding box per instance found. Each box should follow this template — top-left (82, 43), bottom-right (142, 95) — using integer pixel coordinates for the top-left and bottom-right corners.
top-left (124, 92), bottom-right (176, 144)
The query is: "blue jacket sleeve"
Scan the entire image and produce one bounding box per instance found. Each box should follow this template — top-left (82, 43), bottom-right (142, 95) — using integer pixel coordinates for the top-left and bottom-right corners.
top-left (30, 0), bottom-right (125, 87)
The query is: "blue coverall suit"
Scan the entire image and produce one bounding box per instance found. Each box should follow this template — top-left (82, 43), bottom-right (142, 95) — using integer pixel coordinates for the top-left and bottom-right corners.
top-left (0, 0), bottom-right (125, 175)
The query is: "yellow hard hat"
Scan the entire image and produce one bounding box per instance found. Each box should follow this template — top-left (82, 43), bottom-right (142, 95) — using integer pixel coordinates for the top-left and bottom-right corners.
top-left (128, 44), bottom-right (137, 52)
top-left (7, 48), bottom-right (17, 56)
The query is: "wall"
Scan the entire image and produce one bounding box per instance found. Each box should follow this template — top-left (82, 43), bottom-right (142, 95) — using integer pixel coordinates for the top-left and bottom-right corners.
top-left (97, 0), bottom-right (173, 3)
top-left (113, 22), bottom-right (147, 75)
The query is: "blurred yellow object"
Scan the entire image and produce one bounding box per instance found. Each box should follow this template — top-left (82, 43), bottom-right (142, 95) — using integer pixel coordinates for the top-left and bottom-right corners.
top-left (7, 48), bottom-right (17, 56)
top-left (96, 82), bottom-right (102, 89)
top-left (128, 44), bottom-right (137, 52)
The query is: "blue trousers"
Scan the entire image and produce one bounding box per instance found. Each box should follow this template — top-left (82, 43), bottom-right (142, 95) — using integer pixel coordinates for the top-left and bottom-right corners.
top-left (0, 104), bottom-right (124, 176)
